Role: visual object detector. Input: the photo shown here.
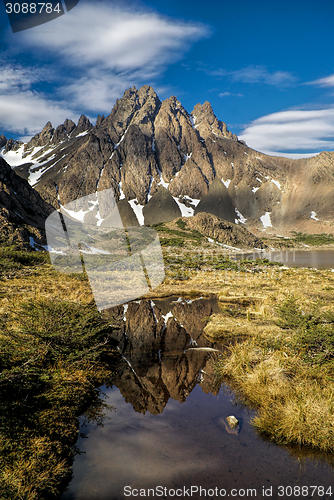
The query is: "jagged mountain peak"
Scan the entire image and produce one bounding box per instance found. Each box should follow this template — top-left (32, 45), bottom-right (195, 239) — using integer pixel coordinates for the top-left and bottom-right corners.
top-left (1, 85), bottom-right (334, 236)
top-left (77, 114), bottom-right (92, 130)
top-left (192, 101), bottom-right (238, 142)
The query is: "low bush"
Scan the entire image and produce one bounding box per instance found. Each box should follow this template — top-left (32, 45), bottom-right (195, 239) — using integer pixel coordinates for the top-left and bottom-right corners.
top-left (0, 298), bottom-right (117, 500)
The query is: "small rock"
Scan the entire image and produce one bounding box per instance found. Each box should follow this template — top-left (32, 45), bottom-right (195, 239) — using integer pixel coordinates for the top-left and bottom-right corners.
top-left (226, 415), bottom-right (239, 429)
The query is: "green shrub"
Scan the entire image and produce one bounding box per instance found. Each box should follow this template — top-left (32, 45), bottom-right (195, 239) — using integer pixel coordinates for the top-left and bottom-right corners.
top-left (160, 238), bottom-right (184, 247)
top-left (176, 218), bottom-right (188, 230)
top-left (276, 296), bottom-right (334, 365)
top-left (0, 299), bottom-right (116, 500)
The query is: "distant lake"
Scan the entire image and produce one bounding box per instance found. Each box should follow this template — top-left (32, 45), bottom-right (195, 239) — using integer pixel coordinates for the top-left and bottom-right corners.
top-left (238, 249), bottom-right (334, 269)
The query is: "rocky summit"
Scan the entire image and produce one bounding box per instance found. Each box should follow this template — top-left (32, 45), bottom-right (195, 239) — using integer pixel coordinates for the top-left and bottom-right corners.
top-left (1, 85), bottom-right (334, 237)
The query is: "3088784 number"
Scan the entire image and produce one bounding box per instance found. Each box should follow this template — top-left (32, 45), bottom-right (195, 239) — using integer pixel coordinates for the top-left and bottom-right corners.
top-left (5, 3), bottom-right (61, 14)
top-left (277, 485), bottom-right (333, 497)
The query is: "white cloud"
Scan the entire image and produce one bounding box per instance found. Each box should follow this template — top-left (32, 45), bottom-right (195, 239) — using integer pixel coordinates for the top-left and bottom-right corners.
top-left (219, 91), bottom-right (243, 97)
top-left (239, 108), bottom-right (334, 157)
top-left (211, 65), bottom-right (296, 87)
top-left (230, 66), bottom-right (296, 86)
top-left (307, 74), bottom-right (334, 87)
top-left (0, 66), bottom-right (40, 92)
top-left (1, 1), bottom-right (208, 136)
top-left (0, 89), bottom-right (80, 138)
top-left (17, 2), bottom-right (207, 72)
top-left (0, 64), bottom-right (79, 137)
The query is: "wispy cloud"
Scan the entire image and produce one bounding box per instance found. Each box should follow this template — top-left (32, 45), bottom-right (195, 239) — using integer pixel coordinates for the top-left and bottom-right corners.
top-left (307, 74), bottom-right (334, 87)
top-left (210, 65), bottom-right (297, 87)
top-left (0, 64), bottom-right (78, 137)
top-left (219, 91), bottom-right (243, 97)
top-left (2, 0), bottom-right (209, 136)
top-left (17, 2), bottom-right (208, 72)
top-left (239, 107), bottom-right (334, 157)
top-left (0, 66), bottom-right (40, 92)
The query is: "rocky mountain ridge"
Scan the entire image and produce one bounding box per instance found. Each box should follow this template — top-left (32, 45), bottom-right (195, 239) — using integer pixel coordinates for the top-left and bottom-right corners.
top-left (1, 85), bottom-right (334, 236)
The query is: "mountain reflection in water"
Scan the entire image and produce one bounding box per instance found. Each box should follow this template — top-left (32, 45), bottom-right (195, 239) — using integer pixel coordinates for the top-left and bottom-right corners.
top-left (108, 296), bottom-right (223, 415)
top-left (61, 296), bottom-right (334, 500)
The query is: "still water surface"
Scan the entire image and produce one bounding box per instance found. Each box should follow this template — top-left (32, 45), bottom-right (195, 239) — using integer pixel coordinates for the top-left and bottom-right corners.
top-left (239, 249), bottom-right (334, 269)
top-left (61, 292), bottom-right (334, 500)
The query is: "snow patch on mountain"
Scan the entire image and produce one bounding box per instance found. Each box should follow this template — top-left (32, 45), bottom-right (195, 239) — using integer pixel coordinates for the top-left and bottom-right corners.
top-left (271, 179), bottom-right (281, 190)
top-left (221, 178), bottom-right (231, 188)
top-left (190, 115), bottom-right (197, 128)
top-left (0, 144), bottom-right (25, 166)
top-left (76, 130), bottom-right (90, 138)
top-left (29, 161), bottom-right (57, 186)
top-left (183, 196), bottom-right (200, 207)
top-left (119, 181), bottom-right (126, 200)
top-left (157, 168), bottom-right (170, 189)
top-left (173, 197), bottom-right (195, 217)
top-left (129, 199), bottom-right (144, 225)
top-left (260, 212), bottom-right (272, 228)
top-left (235, 207), bottom-right (247, 224)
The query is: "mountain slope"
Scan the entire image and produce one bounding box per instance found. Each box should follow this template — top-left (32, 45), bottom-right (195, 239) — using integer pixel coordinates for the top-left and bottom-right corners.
top-left (0, 157), bottom-right (53, 247)
top-left (2, 85), bottom-right (334, 236)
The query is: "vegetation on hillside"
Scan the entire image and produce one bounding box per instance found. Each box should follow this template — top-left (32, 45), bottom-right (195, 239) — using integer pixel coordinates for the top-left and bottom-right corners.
top-left (262, 231), bottom-right (334, 248)
top-left (290, 231), bottom-right (334, 246)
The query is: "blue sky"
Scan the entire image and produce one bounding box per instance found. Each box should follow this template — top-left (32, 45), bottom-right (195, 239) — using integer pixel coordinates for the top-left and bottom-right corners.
top-left (1, 0), bottom-right (334, 157)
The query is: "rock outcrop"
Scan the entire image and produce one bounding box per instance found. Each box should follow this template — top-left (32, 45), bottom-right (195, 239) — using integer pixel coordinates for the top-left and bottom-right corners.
top-left (186, 213), bottom-right (266, 248)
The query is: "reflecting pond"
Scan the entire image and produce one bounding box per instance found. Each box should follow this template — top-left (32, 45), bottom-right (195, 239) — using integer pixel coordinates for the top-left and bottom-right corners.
top-left (61, 296), bottom-right (334, 500)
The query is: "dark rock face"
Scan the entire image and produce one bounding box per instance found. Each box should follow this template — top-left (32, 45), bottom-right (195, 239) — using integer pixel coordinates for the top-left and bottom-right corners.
top-left (3, 85), bottom-right (334, 234)
top-left (3, 138), bottom-right (23, 153)
top-left (194, 177), bottom-right (236, 222)
top-left (5, 86), bottom-right (226, 213)
top-left (192, 101), bottom-right (238, 142)
top-left (143, 186), bottom-right (181, 225)
top-left (0, 135), bottom-right (7, 149)
top-left (0, 157), bottom-right (53, 247)
top-left (117, 199), bottom-right (139, 227)
top-left (75, 114), bottom-right (93, 134)
top-left (23, 121), bottom-right (54, 154)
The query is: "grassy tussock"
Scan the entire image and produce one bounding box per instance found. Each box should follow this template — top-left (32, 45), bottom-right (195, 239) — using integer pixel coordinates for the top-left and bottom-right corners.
top-left (218, 338), bottom-right (334, 450)
top-left (211, 290), bottom-right (334, 451)
top-left (1, 436), bottom-right (69, 500)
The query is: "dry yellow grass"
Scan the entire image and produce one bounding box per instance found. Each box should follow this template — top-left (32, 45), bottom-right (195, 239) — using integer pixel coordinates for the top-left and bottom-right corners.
top-left (217, 339), bottom-right (334, 450)
top-left (1, 436), bottom-right (70, 500)
top-left (202, 266), bottom-right (334, 451)
top-left (0, 263), bottom-right (94, 315)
